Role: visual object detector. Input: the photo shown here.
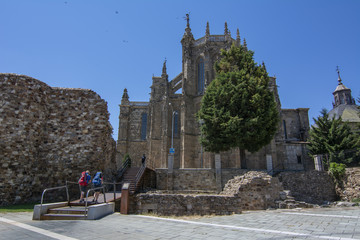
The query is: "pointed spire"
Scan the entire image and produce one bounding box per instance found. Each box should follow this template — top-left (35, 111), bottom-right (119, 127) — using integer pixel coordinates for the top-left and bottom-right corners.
top-left (121, 88), bottom-right (129, 104)
top-left (186, 13), bottom-right (190, 29)
top-left (162, 58), bottom-right (167, 76)
top-left (184, 13), bottom-right (192, 35)
top-left (336, 66), bottom-right (342, 85)
top-left (243, 38), bottom-right (248, 50)
top-left (162, 58), bottom-right (168, 80)
top-left (122, 88), bottom-right (129, 99)
top-left (236, 28), bottom-right (240, 46)
top-left (224, 22), bottom-right (229, 35)
top-left (206, 22), bottom-right (210, 36)
top-left (182, 13), bottom-right (194, 44)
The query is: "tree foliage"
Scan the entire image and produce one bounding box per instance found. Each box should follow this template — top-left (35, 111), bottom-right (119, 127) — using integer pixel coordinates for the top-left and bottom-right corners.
top-left (308, 108), bottom-right (358, 167)
top-left (197, 44), bottom-right (279, 158)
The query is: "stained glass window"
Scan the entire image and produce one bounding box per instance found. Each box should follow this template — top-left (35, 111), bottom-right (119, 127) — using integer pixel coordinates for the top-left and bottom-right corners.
top-left (141, 113), bottom-right (147, 140)
top-left (174, 112), bottom-right (179, 137)
top-left (197, 58), bottom-right (205, 95)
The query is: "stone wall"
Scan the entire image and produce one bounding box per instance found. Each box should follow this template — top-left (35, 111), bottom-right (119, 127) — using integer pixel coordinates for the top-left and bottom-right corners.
top-left (278, 171), bottom-right (337, 204)
top-left (156, 168), bottom-right (248, 191)
top-left (131, 193), bottom-right (242, 216)
top-left (0, 73), bottom-right (117, 205)
top-left (131, 171), bottom-right (283, 215)
top-left (337, 167), bottom-right (360, 201)
top-left (220, 171), bottom-right (284, 210)
top-left (156, 168), bottom-right (217, 191)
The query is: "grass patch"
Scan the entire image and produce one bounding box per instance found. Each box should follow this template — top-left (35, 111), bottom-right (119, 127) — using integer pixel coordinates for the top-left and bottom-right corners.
top-left (0, 203), bottom-right (36, 212)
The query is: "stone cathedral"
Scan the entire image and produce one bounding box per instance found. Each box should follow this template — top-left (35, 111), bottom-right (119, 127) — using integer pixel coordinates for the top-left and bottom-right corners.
top-left (117, 18), bottom-right (313, 172)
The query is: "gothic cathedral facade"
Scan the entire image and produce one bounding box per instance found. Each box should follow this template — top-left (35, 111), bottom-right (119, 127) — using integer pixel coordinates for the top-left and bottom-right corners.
top-left (117, 19), bottom-right (313, 171)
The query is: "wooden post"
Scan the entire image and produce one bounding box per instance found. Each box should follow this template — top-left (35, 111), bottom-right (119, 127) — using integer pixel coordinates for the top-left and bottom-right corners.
top-left (120, 183), bottom-right (130, 214)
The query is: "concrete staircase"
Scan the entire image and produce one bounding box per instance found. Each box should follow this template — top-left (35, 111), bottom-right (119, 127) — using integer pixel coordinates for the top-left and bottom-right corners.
top-left (41, 206), bottom-right (87, 220)
top-left (33, 201), bottom-right (115, 220)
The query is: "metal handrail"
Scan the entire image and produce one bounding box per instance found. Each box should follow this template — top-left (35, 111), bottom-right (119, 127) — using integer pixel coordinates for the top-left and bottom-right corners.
top-left (40, 185), bottom-right (69, 210)
top-left (117, 158), bottom-right (131, 179)
top-left (39, 180), bottom-right (124, 217)
top-left (132, 165), bottom-right (146, 194)
top-left (84, 186), bottom-right (106, 215)
top-left (103, 181), bottom-right (123, 201)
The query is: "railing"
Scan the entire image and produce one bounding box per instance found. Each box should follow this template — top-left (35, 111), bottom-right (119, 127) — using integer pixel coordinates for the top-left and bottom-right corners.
top-left (132, 165), bottom-right (146, 194)
top-left (117, 157), bottom-right (131, 180)
top-left (103, 181), bottom-right (124, 200)
top-left (40, 180), bottom-right (124, 217)
top-left (84, 186), bottom-right (106, 215)
top-left (40, 185), bottom-right (70, 210)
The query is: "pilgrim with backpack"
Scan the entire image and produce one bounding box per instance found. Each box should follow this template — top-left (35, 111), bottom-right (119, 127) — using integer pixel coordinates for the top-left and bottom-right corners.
top-left (92, 171), bottom-right (103, 203)
top-left (78, 170), bottom-right (91, 203)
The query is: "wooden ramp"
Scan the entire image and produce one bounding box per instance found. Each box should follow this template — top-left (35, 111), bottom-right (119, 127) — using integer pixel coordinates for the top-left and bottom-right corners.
top-left (70, 192), bottom-right (122, 206)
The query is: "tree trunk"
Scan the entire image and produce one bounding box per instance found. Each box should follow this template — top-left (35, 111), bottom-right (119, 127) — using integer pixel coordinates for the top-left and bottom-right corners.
top-left (240, 148), bottom-right (247, 169)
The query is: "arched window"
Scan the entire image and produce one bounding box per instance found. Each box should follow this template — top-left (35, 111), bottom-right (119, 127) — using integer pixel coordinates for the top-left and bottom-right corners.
top-left (141, 113), bottom-right (147, 140)
top-left (197, 58), bottom-right (205, 95)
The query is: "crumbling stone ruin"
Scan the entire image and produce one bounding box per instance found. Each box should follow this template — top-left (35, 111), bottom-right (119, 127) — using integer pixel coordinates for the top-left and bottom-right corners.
top-left (0, 73), bottom-right (117, 205)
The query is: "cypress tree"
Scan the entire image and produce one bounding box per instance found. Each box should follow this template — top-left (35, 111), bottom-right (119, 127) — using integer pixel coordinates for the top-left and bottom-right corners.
top-left (308, 108), bottom-right (358, 168)
top-left (197, 44), bottom-right (279, 168)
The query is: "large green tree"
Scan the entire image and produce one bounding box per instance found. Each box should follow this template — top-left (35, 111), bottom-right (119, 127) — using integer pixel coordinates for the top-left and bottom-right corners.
top-left (197, 44), bottom-right (279, 168)
top-left (308, 108), bottom-right (358, 168)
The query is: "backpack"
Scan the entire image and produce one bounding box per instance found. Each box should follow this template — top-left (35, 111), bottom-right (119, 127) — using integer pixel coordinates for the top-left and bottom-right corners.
top-left (92, 172), bottom-right (102, 187)
top-left (78, 171), bottom-right (88, 186)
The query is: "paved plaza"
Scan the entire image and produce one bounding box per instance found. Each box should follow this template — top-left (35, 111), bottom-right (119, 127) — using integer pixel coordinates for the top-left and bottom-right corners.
top-left (1, 207), bottom-right (360, 240)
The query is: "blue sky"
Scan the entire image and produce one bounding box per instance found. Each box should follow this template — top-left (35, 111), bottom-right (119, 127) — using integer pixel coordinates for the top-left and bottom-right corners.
top-left (1, 0), bottom-right (359, 140)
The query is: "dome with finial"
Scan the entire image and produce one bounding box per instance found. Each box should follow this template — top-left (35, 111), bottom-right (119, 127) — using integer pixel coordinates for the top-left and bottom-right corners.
top-left (328, 67), bottom-right (359, 128)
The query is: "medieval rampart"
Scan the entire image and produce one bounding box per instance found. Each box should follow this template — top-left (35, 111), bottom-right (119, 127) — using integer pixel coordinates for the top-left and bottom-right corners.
top-left (278, 170), bottom-right (337, 204)
top-left (0, 73), bottom-right (116, 205)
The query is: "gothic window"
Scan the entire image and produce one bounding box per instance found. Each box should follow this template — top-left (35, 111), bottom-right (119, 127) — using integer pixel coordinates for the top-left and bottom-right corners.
top-left (283, 120), bottom-right (288, 140)
top-left (141, 113), bottom-right (147, 140)
top-left (174, 112), bottom-right (179, 137)
top-left (197, 58), bottom-right (205, 95)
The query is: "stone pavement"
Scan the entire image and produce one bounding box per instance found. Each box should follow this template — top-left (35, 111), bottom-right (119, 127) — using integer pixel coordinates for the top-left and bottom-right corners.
top-left (1, 207), bottom-right (360, 240)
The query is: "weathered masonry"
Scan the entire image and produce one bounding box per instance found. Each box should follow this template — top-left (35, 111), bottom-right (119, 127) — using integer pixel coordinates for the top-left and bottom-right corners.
top-left (117, 18), bottom-right (313, 173)
top-left (0, 73), bottom-right (116, 205)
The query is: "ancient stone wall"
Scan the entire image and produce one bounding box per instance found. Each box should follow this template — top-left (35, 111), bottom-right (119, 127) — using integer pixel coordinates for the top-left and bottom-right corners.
top-left (156, 168), bottom-right (249, 191)
top-left (131, 193), bottom-right (242, 216)
top-left (337, 167), bottom-right (360, 201)
top-left (221, 171), bottom-right (284, 210)
top-left (156, 169), bottom-right (217, 191)
top-left (132, 171), bottom-right (283, 215)
top-left (0, 73), bottom-right (116, 205)
top-left (278, 170), bottom-right (337, 204)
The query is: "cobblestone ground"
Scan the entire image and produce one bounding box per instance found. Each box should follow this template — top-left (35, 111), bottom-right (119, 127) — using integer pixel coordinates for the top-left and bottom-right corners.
top-left (1, 207), bottom-right (360, 240)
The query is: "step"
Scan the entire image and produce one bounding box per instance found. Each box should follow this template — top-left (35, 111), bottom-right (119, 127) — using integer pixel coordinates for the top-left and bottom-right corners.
top-left (41, 213), bottom-right (87, 220)
top-left (48, 207), bottom-right (86, 215)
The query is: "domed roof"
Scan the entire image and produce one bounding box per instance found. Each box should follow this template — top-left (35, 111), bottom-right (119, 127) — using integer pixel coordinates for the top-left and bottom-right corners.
top-left (329, 104), bottom-right (360, 123)
top-left (333, 83), bottom-right (349, 93)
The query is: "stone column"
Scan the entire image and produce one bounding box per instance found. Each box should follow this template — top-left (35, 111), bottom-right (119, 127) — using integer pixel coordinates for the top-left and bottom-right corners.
top-left (215, 154), bottom-right (222, 193)
top-left (314, 155), bottom-right (324, 171)
top-left (266, 154), bottom-right (273, 175)
top-left (167, 154), bottom-right (174, 190)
